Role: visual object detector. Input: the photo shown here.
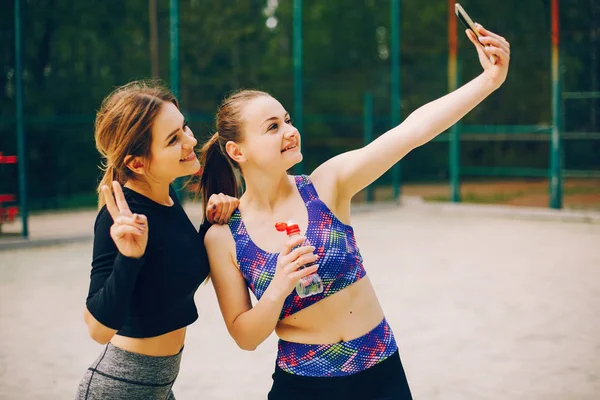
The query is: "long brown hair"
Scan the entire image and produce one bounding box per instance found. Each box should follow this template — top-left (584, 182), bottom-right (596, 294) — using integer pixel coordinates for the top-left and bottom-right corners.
top-left (95, 80), bottom-right (178, 208)
top-left (199, 89), bottom-right (270, 212)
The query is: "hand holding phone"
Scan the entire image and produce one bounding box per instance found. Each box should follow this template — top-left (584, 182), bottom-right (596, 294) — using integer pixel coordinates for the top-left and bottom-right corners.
top-left (455, 3), bottom-right (497, 65)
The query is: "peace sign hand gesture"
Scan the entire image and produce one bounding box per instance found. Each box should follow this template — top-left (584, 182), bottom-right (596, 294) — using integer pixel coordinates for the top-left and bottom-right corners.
top-left (102, 181), bottom-right (148, 259)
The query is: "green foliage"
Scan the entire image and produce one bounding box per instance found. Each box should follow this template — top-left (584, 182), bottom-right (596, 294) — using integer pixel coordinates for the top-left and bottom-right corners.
top-left (1, 0), bottom-right (599, 209)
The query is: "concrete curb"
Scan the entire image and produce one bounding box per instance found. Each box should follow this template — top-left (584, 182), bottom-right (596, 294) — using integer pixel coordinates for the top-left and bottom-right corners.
top-left (351, 196), bottom-right (600, 224)
top-left (413, 198), bottom-right (600, 224)
top-left (0, 234), bottom-right (94, 251)
top-left (435, 203), bottom-right (600, 224)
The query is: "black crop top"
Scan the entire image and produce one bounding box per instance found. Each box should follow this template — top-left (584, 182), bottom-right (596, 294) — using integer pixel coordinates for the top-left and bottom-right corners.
top-left (85, 186), bottom-right (210, 338)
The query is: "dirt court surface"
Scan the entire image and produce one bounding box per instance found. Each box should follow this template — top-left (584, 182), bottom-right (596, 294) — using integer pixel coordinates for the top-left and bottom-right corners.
top-left (1, 203), bottom-right (599, 399)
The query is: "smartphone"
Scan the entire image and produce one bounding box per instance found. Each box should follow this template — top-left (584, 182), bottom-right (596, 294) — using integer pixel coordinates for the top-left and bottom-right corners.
top-left (454, 3), bottom-right (497, 64)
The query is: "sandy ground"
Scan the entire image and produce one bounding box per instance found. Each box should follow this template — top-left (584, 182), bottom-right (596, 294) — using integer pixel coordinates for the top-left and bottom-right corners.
top-left (1, 203), bottom-right (599, 399)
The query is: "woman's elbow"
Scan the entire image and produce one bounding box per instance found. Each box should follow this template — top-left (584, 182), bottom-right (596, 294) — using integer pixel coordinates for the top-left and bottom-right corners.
top-left (235, 338), bottom-right (258, 351)
top-left (83, 310), bottom-right (115, 344)
top-left (229, 327), bottom-right (258, 351)
top-left (93, 337), bottom-right (110, 345)
top-left (89, 329), bottom-right (112, 344)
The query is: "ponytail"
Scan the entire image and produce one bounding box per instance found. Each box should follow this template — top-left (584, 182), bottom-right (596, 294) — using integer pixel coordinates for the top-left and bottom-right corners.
top-left (197, 89), bottom-right (270, 216)
top-left (199, 132), bottom-right (239, 214)
top-left (96, 162), bottom-right (127, 209)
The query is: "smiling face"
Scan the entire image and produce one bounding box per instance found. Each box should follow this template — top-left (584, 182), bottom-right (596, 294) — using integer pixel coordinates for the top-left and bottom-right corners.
top-left (232, 95), bottom-right (302, 173)
top-left (145, 102), bottom-right (200, 183)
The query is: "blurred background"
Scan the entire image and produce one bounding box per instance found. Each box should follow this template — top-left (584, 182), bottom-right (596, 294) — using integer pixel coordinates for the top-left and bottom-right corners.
top-left (0, 0), bottom-right (599, 231)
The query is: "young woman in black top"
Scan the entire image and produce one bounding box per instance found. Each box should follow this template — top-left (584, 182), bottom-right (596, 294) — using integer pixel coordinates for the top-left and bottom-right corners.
top-left (75, 81), bottom-right (238, 399)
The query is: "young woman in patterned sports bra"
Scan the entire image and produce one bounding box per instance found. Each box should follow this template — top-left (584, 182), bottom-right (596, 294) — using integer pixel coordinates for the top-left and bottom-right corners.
top-left (200, 24), bottom-right (510, 399)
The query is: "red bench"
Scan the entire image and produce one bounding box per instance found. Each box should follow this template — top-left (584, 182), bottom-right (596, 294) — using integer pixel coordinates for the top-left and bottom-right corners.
top-left (0, 153), bottom-right (19, 227)
top-left (0, 154), bottom-right (17, 164)
top-left (0, 195), bottom-right (18, 223)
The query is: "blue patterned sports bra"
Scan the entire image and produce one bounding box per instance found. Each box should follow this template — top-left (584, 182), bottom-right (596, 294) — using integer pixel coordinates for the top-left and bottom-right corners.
top-left (228, 175), bottom-right (367, 320)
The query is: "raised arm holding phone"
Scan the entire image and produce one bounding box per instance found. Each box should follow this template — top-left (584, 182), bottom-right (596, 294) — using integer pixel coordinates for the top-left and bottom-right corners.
top-left (199, 7), bottom-right (510, 399)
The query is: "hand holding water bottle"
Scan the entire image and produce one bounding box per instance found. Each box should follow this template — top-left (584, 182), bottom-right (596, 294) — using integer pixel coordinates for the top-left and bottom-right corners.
top-left (269, 231), bottom-right (320, 300)
top-left (275, 222), bottom-right (324, 298)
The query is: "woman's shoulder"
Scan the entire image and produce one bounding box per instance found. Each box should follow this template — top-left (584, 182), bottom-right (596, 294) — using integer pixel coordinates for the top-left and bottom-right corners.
top-left (203, 223), bottom-right (238, 271)
top-left (205, 223), bottom-right (233, 247)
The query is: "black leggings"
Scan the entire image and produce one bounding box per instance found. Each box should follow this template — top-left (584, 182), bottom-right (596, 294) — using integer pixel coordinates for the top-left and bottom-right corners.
top-left (268, 350), bottom-right (413, 400)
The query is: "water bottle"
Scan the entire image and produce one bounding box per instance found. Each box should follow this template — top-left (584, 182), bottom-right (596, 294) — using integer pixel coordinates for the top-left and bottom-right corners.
top-left (275, 221), bottom-right (323, 298)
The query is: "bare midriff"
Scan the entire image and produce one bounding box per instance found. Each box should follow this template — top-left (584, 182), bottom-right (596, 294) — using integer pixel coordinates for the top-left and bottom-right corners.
top-left (275, 275), bottom-right (384, 344)
top-left (110, 327), bottom-right (186, 357)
